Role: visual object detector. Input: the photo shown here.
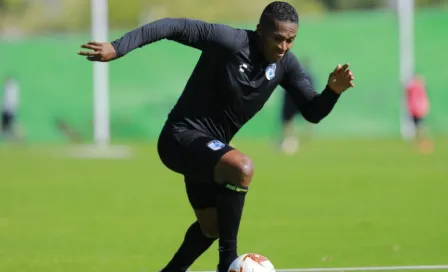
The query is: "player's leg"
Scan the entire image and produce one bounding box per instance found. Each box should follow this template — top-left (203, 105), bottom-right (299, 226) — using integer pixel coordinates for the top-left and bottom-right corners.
top-left (158, 129), bottom-right (253, 272)
top-left (280, 92), bottom-right (299, 154)
top-left (295, 111), bottom-right (313, 142)
top-left (411, 116), bottom-right (423, 144)
top-left (157, 130), bottom-right (229, 272)
top-left (165, 134), bottom-right (252, 272)
top-left (412, 116), bottom-right (433, 153)
top-left (213, 149), bottom-right (253, 272)
top-left (176, 137), bottom-right (251, 272)
top-left (160, 181), bottom-right (219, 272)
top-left (303, 114), bottom-right (313, 141)
top-left (1, 111), bottom-right (7, 134)
top-left (185, 181), bottom-right (219, 238)
top-left (1, 111), bottom-right (13, 138)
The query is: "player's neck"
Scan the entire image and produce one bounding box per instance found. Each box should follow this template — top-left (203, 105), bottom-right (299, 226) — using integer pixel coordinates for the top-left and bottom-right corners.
top-left (253, 33), bottom-right (270, 65)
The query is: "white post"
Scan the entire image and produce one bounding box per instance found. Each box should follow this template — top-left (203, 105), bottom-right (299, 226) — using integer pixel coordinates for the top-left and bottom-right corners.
top-left (397, 0), bottom-right (416, 140)
top-left (92, 0), bottom-right (110, 145)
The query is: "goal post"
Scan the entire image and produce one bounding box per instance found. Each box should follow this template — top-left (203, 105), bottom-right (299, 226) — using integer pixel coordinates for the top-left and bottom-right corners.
top-left (397, 0), bottom-right (416, 140)
top-left (91, 0), bottom-right (110, 145)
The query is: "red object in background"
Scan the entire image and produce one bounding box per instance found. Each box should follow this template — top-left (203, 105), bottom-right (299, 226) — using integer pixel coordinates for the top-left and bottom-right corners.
top-left (406, 76), bottom-right (429, 118)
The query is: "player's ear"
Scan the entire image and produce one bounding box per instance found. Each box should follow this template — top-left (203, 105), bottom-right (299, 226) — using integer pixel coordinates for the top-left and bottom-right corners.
top-left (256, 24), bottom-right (261, 36)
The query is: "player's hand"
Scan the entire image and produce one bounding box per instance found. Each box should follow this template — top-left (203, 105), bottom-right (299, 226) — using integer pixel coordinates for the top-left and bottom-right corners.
top-left (327, 64), bottom-right (355, 94)
top-left (77, 41), bottom-right (117, 62)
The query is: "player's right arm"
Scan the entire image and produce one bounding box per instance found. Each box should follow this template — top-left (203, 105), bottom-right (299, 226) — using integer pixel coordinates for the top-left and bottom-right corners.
top-left (77, 18), bottom-right (245, 62)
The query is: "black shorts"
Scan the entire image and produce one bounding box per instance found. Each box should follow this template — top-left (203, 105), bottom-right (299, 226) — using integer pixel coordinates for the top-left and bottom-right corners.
top-left (281, 91), bottom-right (301, 123)
top-left (1, 111), bottom-right (14, 132)
top-left (157, 126), bottom-right (234, 209)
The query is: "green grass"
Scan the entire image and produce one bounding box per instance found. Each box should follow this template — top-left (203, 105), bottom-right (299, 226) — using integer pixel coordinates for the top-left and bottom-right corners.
top-left (0, 139), bottom-right (447, 272)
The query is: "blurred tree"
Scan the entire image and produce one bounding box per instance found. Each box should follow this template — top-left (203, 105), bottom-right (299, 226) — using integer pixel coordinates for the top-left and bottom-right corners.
top-left (1, 0), bottom-right (89, 33)
top-left (321, 0), bottom-right (448, 10)
top-left (340, 0), bottom-right (386, 9)
top-left (109, 0), bottom-right (141, 28)
top-left (138, 0), bottom-right (325, 23)
top-left (319, 0), bottom-right (338, 9)
top-left (415, 0), bottom-right (448, 6)
top-left (3, 0), bottom-right (28, 11)
top-left (2, 0), bottom-right (325, 32)
top-left (4, 0), bottom-right (447, 34)
top-left (318, 0), bottom-right (386, 10)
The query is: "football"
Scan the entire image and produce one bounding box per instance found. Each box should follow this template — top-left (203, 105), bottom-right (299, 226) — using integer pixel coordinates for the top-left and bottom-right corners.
top-left (228, 253), bottom-right (275, 272)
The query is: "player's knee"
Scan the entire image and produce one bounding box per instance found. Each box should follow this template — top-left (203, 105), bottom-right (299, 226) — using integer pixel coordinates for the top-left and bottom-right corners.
top-left (235, 155), bottom-right (254, 187)
top-left (215, 150), bottom-right (254, 188)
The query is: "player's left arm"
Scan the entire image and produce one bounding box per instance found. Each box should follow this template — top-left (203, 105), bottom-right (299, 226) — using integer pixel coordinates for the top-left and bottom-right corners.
top-left (280, 53), bottom-right (355, 124)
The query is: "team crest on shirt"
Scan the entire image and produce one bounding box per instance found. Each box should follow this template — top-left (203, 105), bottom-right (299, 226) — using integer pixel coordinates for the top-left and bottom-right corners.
top-left (265, 63), bottom-right (276, 80)
top-left (207, 140), bottom-right (225, 151)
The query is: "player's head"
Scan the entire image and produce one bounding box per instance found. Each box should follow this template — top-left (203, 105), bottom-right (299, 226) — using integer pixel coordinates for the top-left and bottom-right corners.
top-left (4, 73), bottom-right (15, 81)
top-left (257, 1), bottom-right (299, 63)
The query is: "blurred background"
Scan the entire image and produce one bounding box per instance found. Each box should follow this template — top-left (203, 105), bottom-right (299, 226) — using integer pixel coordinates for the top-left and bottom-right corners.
top-left (1, 0), bottom-right (448, 272)
top-left (0, 0), bottom-right (447, 142)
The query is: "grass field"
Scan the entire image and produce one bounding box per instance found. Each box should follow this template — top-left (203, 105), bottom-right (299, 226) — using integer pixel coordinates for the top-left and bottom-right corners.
top-left (1, 138), bottom-right (447, 272)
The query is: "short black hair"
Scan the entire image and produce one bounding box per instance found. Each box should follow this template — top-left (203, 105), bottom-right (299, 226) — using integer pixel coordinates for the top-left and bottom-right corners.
top-left (259, 1), bottom-right (299, 27)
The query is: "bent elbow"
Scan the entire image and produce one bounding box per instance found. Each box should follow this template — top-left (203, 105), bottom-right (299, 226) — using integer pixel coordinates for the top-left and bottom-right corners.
top-left (305, 117), bottom-right (321, 124)
top-left (302, 112), bottom-right (323, 124)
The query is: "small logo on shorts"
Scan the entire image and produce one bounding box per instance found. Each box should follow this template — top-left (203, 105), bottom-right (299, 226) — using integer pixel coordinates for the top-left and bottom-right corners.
top-left (207, 140), bottom-right (225, 151)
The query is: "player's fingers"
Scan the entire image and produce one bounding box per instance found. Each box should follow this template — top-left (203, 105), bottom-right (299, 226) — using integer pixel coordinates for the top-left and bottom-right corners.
top-left (337, 64), bottom-right (350, 75)
top-left (87, 56), bottom-right (101, 61)
top-left (77, 50), bottom-right (91, 56)
top-left (78, 50), bottom-right (101, 56)
top-left (81, 44), bottom-right (101, 50)
top-left (88, 41), bottom-right (102, 46)
top-left (333, 64), bottom-right (341, 73)
top-left (346, 70), bottom-right (354, 80)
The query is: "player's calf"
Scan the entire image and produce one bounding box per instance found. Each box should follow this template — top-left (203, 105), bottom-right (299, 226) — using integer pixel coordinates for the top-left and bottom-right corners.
top-left (161, 220), bottom-right (217, 272)
top-left (195, 208), bottom-right (219, 238)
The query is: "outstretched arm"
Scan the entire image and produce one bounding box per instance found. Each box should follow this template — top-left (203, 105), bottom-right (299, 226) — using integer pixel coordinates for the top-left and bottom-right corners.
top-left (78, 18), bottom-right (245, 62)
top-left (280, 53), bottom-right (355, 124)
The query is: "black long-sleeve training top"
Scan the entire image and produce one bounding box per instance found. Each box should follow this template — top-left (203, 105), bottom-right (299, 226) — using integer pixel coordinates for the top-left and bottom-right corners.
top-left (111, 18), bottom-right (340, 143)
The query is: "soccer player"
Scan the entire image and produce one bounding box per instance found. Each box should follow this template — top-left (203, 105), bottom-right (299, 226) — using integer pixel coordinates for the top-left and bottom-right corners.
top-left (405, 74), bottom-right (432, 153)
top-left (1, 74), bottom-right (20, 139)
top-left (77, 1), bottom-right (355, 271)
top-left (279, 57), bottom-right (314, 154)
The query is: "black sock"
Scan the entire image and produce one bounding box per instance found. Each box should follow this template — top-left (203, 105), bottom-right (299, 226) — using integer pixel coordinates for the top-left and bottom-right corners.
top-left (161, 221), bottom-right (217, 272)
top-left (216, 184), bottom-right (248, 272)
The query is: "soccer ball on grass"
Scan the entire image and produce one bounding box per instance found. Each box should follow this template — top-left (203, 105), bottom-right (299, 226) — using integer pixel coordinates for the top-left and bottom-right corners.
top-left (228, 253), bottom-right (275, 272)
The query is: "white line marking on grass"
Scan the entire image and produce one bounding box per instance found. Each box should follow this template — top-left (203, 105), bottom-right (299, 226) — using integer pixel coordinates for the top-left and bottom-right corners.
top-left (193, 265), bottom-right (448, 272)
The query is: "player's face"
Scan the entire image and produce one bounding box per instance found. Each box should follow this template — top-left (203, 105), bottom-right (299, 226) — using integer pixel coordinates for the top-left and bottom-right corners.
top-left (257, 20), bottom-right (298, 63)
